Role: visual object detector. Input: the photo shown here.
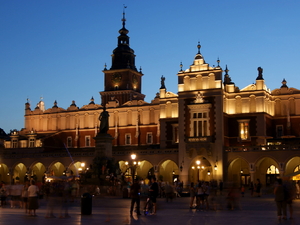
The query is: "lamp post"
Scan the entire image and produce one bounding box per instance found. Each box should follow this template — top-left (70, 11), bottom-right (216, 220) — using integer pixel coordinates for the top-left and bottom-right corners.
top-left (191, 160), bottom-right (201, 182)
top-left (196, 160), bottom-right (201, 181)
top-left (125, 153), bottom-right (140, 182)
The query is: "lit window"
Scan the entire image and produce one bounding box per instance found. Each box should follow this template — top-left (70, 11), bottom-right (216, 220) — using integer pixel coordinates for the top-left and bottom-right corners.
top-left (29, 138), bottom-right (35, 148)
top-left (188, 103), bottom-right (211, 138)
top-left (238, 120), bottom-right (250, 140)
top-left (267, 165), bottom-right (279, 174)
top-left (12, 140), bottom-right (18, 148)
top-left (85, 136), bottom-right (90, 147)
top-left (294, 165), bottom-right (300, 173)
top-left (146, 133), bottom-right (153, 144)
top-left (191, 112), bottom-right (209, 137)
top-left (67, 137), bottom-right (72, 148)
top-left (125, 134), bottom-right (131, 145)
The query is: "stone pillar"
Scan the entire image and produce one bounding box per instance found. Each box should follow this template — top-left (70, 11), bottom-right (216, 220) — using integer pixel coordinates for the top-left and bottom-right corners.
top-left (250, 171), bottom-right (255, 183)
top-left (180, 173), bottom-right (189, 188)
top-left (153, 165), bottom-right (159, 180)
top-left (94, 133), bottom-right (114, 158)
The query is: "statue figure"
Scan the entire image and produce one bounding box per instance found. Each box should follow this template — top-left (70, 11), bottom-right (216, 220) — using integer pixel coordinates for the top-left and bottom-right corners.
top-left (99, 107), bottom-right (109, 134)
top-left (160, 75), bottom-right (166, 89)
top-left (257, 67), bottom-right (263, 80)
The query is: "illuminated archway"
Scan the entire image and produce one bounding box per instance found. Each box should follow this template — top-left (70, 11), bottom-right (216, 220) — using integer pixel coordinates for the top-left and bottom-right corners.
top-left (256, 157), bottom-right (279, 186)
top-left (31, 162), bottom-right (46, 182)
top-left (228, 158), bottom-right (249, 186)
top-left (159, 160), bottom-right (178, 183)
top-left (285, 156), bottom-right (300, 180)
top-left (13, 163), bottom-right (27, 183)
top-left (49, 162), bottom-right (66, 177)
top-left (0, 164), bottom-right (10, 184)
top-left (118, 160), bottom-right (153, 182)
top-left (189, 157), bottom-right (213, 183)
top-left (69, 161), bottom-right (86, 176)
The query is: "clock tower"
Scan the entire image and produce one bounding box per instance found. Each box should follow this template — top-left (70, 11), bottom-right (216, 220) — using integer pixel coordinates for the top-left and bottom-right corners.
top-left (100, 10), bottom-right (145, 106)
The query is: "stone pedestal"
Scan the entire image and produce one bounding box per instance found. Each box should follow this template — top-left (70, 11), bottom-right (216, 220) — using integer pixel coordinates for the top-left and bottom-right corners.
top-left (94, 133), bottom-right (114, 158)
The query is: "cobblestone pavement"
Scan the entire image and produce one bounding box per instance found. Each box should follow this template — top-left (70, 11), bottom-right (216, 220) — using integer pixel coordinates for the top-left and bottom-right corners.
top-left (0, 193), bottom-right (299, 225)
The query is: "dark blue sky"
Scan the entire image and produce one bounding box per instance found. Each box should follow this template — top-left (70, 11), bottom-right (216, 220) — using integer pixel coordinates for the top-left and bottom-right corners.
top-left (1, 0), bottom-right (299, 133)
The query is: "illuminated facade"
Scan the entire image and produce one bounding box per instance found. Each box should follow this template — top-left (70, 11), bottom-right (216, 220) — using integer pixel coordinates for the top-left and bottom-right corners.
top-left (2, 13), bottom-right (300, 187)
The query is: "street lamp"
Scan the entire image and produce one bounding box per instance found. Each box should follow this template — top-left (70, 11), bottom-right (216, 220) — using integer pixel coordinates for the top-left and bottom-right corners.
top-left (131, 153), bottom-right (136, 160)
top-left (196, 160), bottom-right (201, 181)
top-left (125, 153), bottom-right (140, 182)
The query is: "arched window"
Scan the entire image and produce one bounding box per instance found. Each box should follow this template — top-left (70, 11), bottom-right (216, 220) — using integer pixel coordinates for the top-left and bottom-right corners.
top-left (267, 165), bottom-right (279, 174)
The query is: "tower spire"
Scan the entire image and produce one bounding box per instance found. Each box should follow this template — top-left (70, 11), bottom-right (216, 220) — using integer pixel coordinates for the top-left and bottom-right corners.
top-left (197, 41), bottom-right (201, 54)
top-left (122, 5), bottom-right (127, 28)
top-left (110, 5), bottom-right (137, 71)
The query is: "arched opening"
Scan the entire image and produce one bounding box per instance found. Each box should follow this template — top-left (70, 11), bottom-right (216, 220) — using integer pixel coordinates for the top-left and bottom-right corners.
top-left (49, 162), bottom-right (66, 177)
top-left (69, 161), bottom-right (86, 177)
top-left (118, 160), bottom-right (153, 183)
top-left (13, 163), bottom-right (27, 184)
top-left (159, 160), bottom-right (179, 183)
top-left (266, 164), bottom-right (280, 186)
top-left (228, 158), bottom-right (250, 187)
top-left (0, 164), bottom-right (10, 184)
top-left (256, 157), bottom-right (279, 187)
top-left (189, 157), bottom-right (213, 183)
top-left (285, 156), bottom-right (300, 180)
top-left (31, 162), bottom-right (46, 183)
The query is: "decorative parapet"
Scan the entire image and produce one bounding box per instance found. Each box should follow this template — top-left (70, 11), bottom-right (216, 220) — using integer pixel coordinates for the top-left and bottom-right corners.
top-left (113, 149), bottom-right (178, 156)
top-left (225, 145), bottom-right (300, 152)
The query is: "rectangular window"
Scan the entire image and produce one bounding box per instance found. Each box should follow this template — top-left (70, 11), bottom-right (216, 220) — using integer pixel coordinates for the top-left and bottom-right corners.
top-left (146, 133), bottom-right (153, 144)
top-left (29, 138), bottom-right (35, 148)
top-left (125, 134), bottom-right (131, 145)
top-left (191, 112), bottom-right (209, 137)
top-left (238, 120), bottom-right (250, 140)
top-left (12, 140), bottom-right (18, 148)
top-left (276, 125), bottom-right (283, 138)
top-left (67, 137), bottom-right (72, 148)
top-left (85, 136), bottom-right (91, 147)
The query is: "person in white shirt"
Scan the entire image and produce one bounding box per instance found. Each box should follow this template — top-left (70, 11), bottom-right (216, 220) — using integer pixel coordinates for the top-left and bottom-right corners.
top-left (27, 180), bottom-right (39, 217)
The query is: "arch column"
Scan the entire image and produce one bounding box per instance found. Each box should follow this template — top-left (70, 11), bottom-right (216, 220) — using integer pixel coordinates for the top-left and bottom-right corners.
top-left (279, 162), bottom-right (285, 177)
top-left (8, 168), bottom-right (13, 184)
top-left (179, 160), bottom-right (189, 187)
top-left (154, 165), bottom-right (159, 180)
top-left (249, 163), bottom-right (255, 183)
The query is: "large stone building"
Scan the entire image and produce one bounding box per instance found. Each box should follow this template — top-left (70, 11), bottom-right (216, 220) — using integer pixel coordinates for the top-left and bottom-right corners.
top-left (2, 12), bottom-right (300, 188)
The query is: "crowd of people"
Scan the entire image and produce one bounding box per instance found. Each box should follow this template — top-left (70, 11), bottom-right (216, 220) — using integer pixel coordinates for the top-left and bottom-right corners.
top-left (0, 177), bottom-right (81, 218)
top-left (126, 176), bottom-right (300, 220)
top-left (0, 175), bottom-right (299, 220)
top-left (274, 178), bottom-right (299, 221)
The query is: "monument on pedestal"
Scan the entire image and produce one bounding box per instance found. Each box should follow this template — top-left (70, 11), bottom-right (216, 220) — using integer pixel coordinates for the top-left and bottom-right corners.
top-left (94, 107), bottom-right (113, 157)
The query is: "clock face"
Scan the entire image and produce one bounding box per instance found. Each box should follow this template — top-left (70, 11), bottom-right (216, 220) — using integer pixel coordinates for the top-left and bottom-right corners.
top-left (111, 73), bottom-right (122, 83)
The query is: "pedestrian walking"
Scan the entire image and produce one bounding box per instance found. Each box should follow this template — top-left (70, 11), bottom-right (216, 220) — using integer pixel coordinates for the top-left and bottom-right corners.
top-left (130, 179), bottom-right (141, 216)
top-left (283, 178), bottom-right (296, 219)
top-left (255, 179), bottom-right (262, 197)
top-left (189, 182), bottom-right (196, 208)
top-left (149, 176), bottom-right (159, 215)
top-left (28, 180), bottom-right (39, 217)
top-left (21, 181), bottom-right (29, 214)
top-left (274, 178), bottom-right (287, 221)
